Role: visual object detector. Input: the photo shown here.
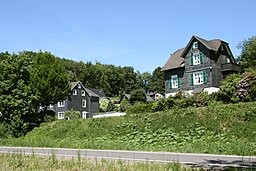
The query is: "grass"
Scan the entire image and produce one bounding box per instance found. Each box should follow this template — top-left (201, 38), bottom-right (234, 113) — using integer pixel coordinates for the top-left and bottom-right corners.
top-left (0, 102), bottom-right (256, 156)
top-left (0, 153), bottom-right (197, 171)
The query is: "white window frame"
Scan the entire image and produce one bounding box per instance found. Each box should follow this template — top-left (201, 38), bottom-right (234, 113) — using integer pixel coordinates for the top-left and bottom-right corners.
top-left (58, 101), bottom-right (65, 107)
top-left (77, 84), bottom-right (81, 88)
top-left (73, 89), bottom-right (77, 95)
top-left (82, 111), bottom-right (88, 119)
top-left (171, 75), bottom-right (178, 89)
top-left (193, 41), bottom-right (198, 49)
top-left (49, 104), bottom-right (53, 108)
top-left (81, 90), bottom-right (85, 96)
top-left (58, 112), bottom-right (65, 119)
top-left (193, 71), bottom-right (204, 85)
top-left (193, 51), bottom-right (200, 65)
top-left (82, 99), bottom-right (86, 108)
top-left (227, 58), bottom-right (230, 63)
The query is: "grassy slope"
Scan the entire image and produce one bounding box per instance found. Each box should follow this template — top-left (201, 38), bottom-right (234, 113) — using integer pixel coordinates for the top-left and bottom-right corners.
top-left (1, 102), bottom-right (256, 156)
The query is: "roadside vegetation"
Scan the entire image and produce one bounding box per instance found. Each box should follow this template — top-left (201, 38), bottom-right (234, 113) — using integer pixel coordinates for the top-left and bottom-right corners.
top-left (0, 153), bottom-right (198, 171)
top-left (1, 102), bottom-right (255, 156)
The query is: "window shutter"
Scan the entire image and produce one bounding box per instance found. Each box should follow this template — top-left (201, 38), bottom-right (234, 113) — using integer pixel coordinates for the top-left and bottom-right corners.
top-left (190, 74), bottom-right (194, 86)
top-left (178, 77), bottom-right (181, 88)
top-left (203, 70), bottom-right (207, 84)
top-left (169, 78), bottom-right (172, 89)
top-left (200, 52), bottom-right (203, 64)
top-left (190, 53), bottom-right (193, 65)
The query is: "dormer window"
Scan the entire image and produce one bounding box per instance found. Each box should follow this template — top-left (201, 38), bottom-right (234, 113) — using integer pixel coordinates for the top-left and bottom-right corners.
top-left (192, 41), bottom-right (198, 49)
top-left (81, 90), bottom-right (85, 96)
top-left (73, 89), bottom-right (77, 95)
top-left (227, 58), bottom-right (230, 63)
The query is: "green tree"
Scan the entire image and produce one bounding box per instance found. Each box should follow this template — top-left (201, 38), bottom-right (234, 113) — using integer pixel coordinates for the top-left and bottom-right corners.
top-left (30, 51), bottom-right (70, 113)
top-left (0, 52), bottom-right (36, 137)
top-left (149, 67), bottom-right (164, 94)
top-left (129, 89), bottom-right (146, 104)
top-left (237, 36), bottom-right (256, 70)
top-left (141, 72), bottom-right (152, 93)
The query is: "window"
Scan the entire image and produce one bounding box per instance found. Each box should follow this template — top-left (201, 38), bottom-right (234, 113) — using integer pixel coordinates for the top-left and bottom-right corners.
top-left (49, 104), bottom-right (53, 108)
top-left (58, 112), bottom-right (65, 119)
top-left (73, 89), bottom-right (77, 95)
top-left (192, 41), bottom-right (198, 49)
top-left (82, 99), bottom-right (86, 107)
top-left (227, 58), bottom-right (230, 63)
top-left (170, 75), bottom-right (179, 89)
top-left (82, 111), bottom-right (88, 119)
top-left (194, 72), bottom-right (203, 85)
top-left (191, 51), bottom-right (203, 65)
top-left (193, 51), bottom-right (200, 65)
top-left (58, 101), bottom-right (65, 107)
top-left (190, 71), bottom-right (207, 86)
top-left (81, 90), bottom-right (85, 96)
top-left (77, 84), bottom-right (81, 88)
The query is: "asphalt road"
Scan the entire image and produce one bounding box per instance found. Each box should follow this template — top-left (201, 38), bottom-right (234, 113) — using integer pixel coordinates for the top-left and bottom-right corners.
top-left (0, 147), bottom-right (255, 169)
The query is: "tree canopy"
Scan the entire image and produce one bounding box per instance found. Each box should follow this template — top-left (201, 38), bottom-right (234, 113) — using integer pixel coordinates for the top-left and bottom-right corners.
top-left (0, 51), bottom-right (70, 137)
top-left (237, 36), bottom-right (256, 70)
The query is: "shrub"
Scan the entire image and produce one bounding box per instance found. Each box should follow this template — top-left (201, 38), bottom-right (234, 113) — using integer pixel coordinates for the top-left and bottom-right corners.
top-left (0, 123), bottom-right (11, 138)
top-left (216, 73), bottom-right (241, 103)
top-left (99, 98), bottom-right (114, 112)
top-left (64, 110), bottom-right (81, 120)
top-left (120, 99), bottom-right (132, 112)
top-left (129, 89), bottom-right (146, 104)
top-left (126, 103), bottom-right (154, 114)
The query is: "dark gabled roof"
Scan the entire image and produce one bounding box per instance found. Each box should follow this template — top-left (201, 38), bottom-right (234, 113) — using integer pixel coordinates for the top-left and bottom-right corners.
top-left (70, 81), bottom-right (99, 97)
top-left (89, 88), bottom-right (106, 98)
top-left (161, 35), bottom-right (226, 71)
top-left (181, 35), bottom-right (223, 57)
top-left (161, 48), bottom-right (185, 71)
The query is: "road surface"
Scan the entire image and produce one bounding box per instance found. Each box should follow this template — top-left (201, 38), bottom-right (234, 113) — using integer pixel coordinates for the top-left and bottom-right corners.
top-left (0, 147), bottom-right (255, 169)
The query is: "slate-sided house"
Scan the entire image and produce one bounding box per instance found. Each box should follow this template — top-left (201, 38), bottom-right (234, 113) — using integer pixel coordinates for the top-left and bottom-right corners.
top-left (50, 81), bottom-right (99, 119)
top-left (161, 35), bottom-right (241, 97)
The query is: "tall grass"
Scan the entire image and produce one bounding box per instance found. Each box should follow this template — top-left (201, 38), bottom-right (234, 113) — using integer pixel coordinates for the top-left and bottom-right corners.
top-left (1, 102), bottom-right (256, 156)
top-left (0, 153), bottom-right (197, 171)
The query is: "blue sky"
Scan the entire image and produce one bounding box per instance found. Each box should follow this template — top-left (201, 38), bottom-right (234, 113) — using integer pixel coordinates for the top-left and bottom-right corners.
top-left (0, 0), bottom-right (255, 73)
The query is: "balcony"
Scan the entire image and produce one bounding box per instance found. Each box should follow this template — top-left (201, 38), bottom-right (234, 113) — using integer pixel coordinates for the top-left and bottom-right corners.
top-left (221, 63), bottom-right (241, 72)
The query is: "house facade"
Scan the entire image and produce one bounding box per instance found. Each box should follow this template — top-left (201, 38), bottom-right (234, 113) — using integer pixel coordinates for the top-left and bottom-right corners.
top-left (161, 36), bottom-right (241, 97)
top-left (49, 81), bottom-right (99, 119)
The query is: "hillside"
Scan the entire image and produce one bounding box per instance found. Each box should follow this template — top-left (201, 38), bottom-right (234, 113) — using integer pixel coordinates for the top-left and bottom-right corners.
top-left (1, 102), bottom-right (256, 156)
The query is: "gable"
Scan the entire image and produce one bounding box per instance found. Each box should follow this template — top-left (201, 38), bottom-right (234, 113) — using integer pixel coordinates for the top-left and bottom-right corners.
top-left (70, 81), bottom-right (99, 98)
top-left (181, 36), bottom-right (222, 58)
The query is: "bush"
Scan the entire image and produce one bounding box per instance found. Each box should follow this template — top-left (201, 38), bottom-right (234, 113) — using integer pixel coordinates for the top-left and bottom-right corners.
top-left (65, 110), bottom-right (81, 120)
top-left (99, 98), bottom-right (114, 112)
top-left (126, 103), bottom-right (154, 114)
top-left (129, 89), bottom-right (146, 104)
top-left (120, 99), bottom-right (132, 112)
top-left (126, 92), bottom-right (217, 114)
top-left (0, 123), bottom-right (11, 138)
top-left (215, 73), bottom-right (241, 103)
